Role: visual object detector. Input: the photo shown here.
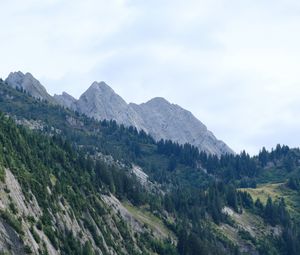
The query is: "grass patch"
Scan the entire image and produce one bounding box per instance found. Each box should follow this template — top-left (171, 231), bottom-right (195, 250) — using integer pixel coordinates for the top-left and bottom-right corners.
top-left (49, 174), bottom-right (57, 186)
top-left (239, 183), bottom-right (283, 205)
top-left (123, 202), bottom-right (174, 239)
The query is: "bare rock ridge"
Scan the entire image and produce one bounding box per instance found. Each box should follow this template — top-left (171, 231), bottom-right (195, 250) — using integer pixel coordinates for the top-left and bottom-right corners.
top-left (4, 71), bottom-right (234, 155)
top-left (73, 81), bottom-right (146, 129)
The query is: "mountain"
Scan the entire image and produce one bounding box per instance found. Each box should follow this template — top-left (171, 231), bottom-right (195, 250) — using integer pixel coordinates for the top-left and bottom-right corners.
top-left (5, 71), bottom-right (54, 103)
top-left (56, 80), bottom-right (233, 156)
top-left (0, 77), bottom-right (299, 254)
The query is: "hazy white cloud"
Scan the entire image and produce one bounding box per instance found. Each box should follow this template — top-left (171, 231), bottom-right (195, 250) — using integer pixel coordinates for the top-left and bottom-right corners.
top-left (1, 0), bottom-right (300, 154)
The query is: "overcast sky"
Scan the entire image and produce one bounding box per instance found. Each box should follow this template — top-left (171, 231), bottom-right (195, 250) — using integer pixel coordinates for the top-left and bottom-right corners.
top-left (1, 0), bottom-right (300, 155)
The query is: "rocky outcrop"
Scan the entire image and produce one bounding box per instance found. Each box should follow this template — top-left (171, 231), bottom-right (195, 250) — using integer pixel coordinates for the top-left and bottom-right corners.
top-left (53, 92), bottom-right (76, 109)
top-left (0, 167), bottom-right (149, 255)
top-left (5, 71), bottom-right (54, 103)
top-left (0, 169), bottom-right (57, 255)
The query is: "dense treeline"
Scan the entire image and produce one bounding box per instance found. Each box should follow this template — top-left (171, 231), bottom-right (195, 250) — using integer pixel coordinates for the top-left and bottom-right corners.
top-left (157, 138), bottom-right (300, 185)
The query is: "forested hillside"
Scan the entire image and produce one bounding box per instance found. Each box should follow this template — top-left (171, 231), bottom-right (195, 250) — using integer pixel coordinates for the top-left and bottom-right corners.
top-left (0, 79), bottom-right (299, 254)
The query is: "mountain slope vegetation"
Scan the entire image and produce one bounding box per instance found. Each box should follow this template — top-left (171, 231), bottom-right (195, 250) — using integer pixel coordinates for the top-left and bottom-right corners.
top-left (0, 79), bottom-right (299, 254)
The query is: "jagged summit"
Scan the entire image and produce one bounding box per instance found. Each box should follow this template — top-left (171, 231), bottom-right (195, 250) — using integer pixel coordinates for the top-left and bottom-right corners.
top-left (89, 81), bottom-right (115, 93)
top-left (6, 71), bottom-right (26, 85)
top-left (5, 71), bottom-right (54, 103)
top-left (6, 71), bottom-right (36, 90)
top-left (73, 81), bottom-right (145, 128)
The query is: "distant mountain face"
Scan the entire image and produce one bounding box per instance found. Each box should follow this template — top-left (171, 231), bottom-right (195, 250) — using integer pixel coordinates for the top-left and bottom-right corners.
top-left (5, 71), bottom-right (234, 155)
top-left (70, 82), bottom-right (234, 156)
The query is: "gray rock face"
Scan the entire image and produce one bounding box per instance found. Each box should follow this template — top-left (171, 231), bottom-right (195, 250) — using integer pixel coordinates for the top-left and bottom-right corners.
top-left (130, 98), bottom-right (233, 155)
top-left (53, 92), bottom-right (76, 109)
top-left (73, 82), bottom-right (147, 129)
top-left (5, 71), bottom-right (54, 103)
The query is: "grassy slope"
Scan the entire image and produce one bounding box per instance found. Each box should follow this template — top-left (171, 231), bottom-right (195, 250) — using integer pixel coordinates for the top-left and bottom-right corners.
top-left (240, 183), bottom-right (300, 222)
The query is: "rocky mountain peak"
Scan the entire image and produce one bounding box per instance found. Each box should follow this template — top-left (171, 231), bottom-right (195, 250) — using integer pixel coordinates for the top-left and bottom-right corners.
top-left (6, 71), bottom-right (25, 86)
top-left (78, 81), bottom-right (118, 103)
top-left (74, 81), bottom-right (135, 125)
top-left (5, 71), bottom-right (54, 103)
top-left (79, 81), bottom-right (125, 103)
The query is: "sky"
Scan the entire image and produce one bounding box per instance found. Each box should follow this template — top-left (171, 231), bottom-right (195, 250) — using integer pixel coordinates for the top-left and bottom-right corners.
top-left (1, 0), bottom-right (300, 155)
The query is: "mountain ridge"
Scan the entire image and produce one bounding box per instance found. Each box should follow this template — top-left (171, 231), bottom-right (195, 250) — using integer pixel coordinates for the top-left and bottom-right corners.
top-left (5, 71), bottom-right (234, 156)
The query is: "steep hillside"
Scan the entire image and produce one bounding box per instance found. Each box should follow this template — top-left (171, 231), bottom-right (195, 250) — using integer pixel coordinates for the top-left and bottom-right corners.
top-left (0, 112), bottom-right (177, 255)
